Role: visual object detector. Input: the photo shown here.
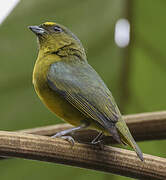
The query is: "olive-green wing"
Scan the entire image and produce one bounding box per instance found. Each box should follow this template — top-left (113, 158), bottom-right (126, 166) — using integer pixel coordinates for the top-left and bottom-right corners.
top-left (47, 61), bottom-right (120, 137)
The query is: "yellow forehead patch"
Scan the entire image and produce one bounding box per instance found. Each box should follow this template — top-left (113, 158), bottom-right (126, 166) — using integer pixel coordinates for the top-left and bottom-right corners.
top-left (43, 22), bottom-right (56, 26)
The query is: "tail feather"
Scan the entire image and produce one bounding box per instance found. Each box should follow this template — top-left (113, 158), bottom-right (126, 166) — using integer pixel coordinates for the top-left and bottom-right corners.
top-left (107, 126), bottom-right (122, 145)
top-left (116, 120), bottom-right (144, 161)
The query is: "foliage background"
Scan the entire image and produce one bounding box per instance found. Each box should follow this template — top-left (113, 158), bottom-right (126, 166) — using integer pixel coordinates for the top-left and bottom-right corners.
top-left (0, 0), bottom-right (166, 179)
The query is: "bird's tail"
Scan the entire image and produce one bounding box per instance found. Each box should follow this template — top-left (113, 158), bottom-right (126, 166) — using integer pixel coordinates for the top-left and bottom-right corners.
top-left (115, 118), bottom-right (144, 161)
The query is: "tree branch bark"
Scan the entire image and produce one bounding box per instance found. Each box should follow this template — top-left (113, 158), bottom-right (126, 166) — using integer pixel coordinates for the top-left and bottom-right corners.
top-left (0, 130), bottom-right (165, 180)
top-left (1, 111), bottom-right (166, 178)
top-left (18, 111), bottom-right (166, 144)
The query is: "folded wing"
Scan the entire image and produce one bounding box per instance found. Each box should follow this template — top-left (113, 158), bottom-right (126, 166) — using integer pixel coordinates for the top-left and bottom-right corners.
top-left (47, 60), bottom-right (121, 142)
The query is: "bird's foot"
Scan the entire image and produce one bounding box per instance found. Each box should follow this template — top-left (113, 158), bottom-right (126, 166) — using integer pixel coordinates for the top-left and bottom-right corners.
top-left (91, 139), bottom-right (104, 150)
top-left (51, 133), bottom-right (75, 146)
top-left (91, 132), bottom-right (104, 150)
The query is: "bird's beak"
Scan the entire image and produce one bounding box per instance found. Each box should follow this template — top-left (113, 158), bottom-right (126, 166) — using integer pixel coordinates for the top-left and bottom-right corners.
top-left (28, 26), bottom-right (46, 35)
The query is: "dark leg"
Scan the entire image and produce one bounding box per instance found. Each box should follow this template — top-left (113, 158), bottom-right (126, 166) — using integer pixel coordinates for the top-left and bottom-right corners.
top-left (91, 132), bottom-right (104, 149)
top-left (51, 123), bottom-right (88, 145)
top-left (91, 132), bottom-right (103, 144)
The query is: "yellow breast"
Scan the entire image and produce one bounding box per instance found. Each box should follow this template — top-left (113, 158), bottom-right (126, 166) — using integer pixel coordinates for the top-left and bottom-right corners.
top-left (32, 55), bottom-right (86, 126)
top-left (32, 54), bottom-right (107, 134)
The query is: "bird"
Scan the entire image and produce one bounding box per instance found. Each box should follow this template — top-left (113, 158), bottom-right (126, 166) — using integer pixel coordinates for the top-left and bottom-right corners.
top-left (29, 21), bottom-right (143, 161)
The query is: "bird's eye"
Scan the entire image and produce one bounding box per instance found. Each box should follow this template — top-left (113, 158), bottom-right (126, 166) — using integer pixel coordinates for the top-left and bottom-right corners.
top-left (53, 26), bottom-right (62, 32)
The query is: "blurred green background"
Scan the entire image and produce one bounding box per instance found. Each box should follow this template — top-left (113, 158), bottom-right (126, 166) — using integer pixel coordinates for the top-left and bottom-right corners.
top-left (0, 0), bottom-right (166, 179)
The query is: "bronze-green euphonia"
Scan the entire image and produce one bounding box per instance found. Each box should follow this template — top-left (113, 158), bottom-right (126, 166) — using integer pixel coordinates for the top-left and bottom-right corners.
top-left (29, 21), bottom-right (143, 161)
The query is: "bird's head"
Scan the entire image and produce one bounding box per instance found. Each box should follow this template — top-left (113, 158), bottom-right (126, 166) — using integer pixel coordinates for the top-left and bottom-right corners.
top-left (29, 22), bottom-right (86, 60)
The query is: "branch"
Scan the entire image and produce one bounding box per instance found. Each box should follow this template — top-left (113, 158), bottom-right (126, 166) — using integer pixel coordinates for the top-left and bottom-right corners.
top-left (18, 111), bottom-right (166, 144)
top-left (0, 130), bottom-right (165, 180)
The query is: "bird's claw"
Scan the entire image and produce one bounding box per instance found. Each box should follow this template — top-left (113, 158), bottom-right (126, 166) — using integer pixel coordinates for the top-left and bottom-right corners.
top-left (61, 136), bottom-right (75, 146)
top-left (51, 134), bottom-right (75, 146)
top-left (91, 140), bottom-right (104, 150)
top-left (91, 139), bottom-right (101, 145)
top-left (90, 132), bottom-right (104, 149)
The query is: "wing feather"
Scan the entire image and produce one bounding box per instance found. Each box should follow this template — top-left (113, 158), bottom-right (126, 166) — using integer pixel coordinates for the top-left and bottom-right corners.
top-left (47, 61), bottom-right (120, 128)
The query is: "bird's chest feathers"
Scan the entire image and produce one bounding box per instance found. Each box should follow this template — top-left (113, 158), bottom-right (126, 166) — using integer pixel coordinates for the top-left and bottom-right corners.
top-left (33, 54), bottom-right (60, 90)
top-left (32, 57), bottom-right (85, 124)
